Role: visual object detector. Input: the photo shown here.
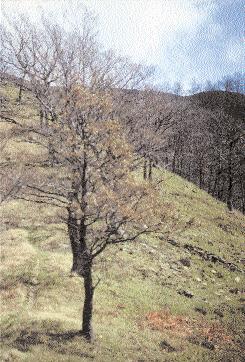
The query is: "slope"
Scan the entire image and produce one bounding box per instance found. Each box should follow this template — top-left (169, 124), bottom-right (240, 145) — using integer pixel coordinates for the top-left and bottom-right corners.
top-left (188, 90), bottom-right (245, 121)
top-left (0, 83), bottom-right (245, 362)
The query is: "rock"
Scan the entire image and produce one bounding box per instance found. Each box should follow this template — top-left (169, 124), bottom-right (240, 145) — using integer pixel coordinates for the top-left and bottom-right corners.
top-left (215, 291), bottom-right (222, 296)
top-left (201, 340), bottom-right (215, 350)
top-left (238, 305), bottom-right (245, 315)
top-left (188, 335), bottom-right (214, 349)
top-left (159, 340), bottom-right (176, 352)
top-left (229, 265), bottom-right (237, 272)
top-left (195, 307), bottom-right (207, 315)
top-left (179, 258), bottom-right (191, 267)
top-left (168, 239), bottom-right (178, 246)
top-left (141, 270), bottom-right (148, 278)
top-left (187, 336), bottom-right (200, 345)
top-left (210, 255), bottom-right (219, 263)
top-left (211, 269), bottom-right (217, 274)
top-left (214, 309), bottom-right (224, 318)
top-left (230, 308), bottom-right (236, 315)
top-left (217, 289), bottom-right (225, 294)
top-left (229, 288), bottom-right (239, 294)
top-left (235, 276), bottom-right (240, 283)
top-left (178, 290), bottom-right (193, 298)
top-left (30, 278), bottom-right (39, 285)
top-left (117, 304), bottom-right (126, 309)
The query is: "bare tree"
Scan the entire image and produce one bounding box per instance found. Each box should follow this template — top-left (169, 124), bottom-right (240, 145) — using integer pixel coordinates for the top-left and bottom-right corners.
top-left (172, 81), bottom-right (183, 96)
top-left (1, 14), bottom-right (166, 341)
top-left (118, 88), bottom-right (187, 181)
top-left (189, 78), bottom-right (202, 94)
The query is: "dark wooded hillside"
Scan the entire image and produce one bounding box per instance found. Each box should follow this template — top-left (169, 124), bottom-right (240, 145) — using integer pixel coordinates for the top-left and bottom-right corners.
top-left (121, 90), bottom-right (244, 213)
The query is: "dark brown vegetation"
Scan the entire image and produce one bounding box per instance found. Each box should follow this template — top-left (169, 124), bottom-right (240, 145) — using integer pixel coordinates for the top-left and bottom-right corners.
top-left (120, 88), bottom-right (244, 213)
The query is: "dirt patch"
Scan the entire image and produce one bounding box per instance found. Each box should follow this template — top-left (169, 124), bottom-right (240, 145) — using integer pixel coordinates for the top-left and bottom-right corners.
top-left (198, 322), bottom-right (233, 346)
top-left (142, 309), bottom-right (235, 349)
top-left (144, 310), bottom-right (194, 338)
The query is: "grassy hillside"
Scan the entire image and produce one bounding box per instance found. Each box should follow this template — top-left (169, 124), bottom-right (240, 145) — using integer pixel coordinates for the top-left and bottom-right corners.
top-left (1, 84), bottom-right (245, 361)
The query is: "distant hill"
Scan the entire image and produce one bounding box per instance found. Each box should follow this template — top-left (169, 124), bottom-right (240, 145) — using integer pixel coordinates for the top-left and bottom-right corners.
top-left (188, 91), bottom-right (245, 120)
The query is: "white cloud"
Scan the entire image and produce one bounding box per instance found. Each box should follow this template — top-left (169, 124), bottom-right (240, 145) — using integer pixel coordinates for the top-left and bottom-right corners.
top-left (1, 0), bottom-right (226, 89)
top-left (226, 39), bottom-right (244, 65)
top-left (1, 0), bottom-right (216, 61)
top-left (84, 0), bottom-right (217, 64)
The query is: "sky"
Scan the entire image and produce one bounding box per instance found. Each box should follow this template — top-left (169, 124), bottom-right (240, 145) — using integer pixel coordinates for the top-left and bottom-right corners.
top-left (1, 0), bottom-right (244, 90)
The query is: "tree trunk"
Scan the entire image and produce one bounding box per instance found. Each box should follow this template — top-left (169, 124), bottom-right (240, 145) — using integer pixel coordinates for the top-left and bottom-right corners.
top-left (207, 166), bottom-right (213, 193)
top-left (67, 208), bottom-right (80, 273)
top-left (199, 166), bottom-right (203, 188)
top-left (40, 109), bottom-right (44, 127)
top-left (143, 159), bottom-right (147, 179)
top-left (240, 174), bottom-right (245, 214)
top-left (148, 159), bottom-right (152, 180)
top-left (227, 142), bottom-right (233, 211)
top-left (81, 267), bottom-right (94, 342)
top-left (172, 149), bottom-right (176, 173)
top-left (17, 85), bottom-right (23, 103)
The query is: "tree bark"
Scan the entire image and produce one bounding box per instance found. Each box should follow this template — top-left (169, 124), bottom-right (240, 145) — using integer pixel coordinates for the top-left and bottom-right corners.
top-left (81, 267), bottom-right (94, 342)
top-left (17, 85), bottom-right (23, 103)
top-left (39, 109), bottom-right (44, 127)
top-left (143, 159), bottom-right (147, 179)
top-left (199, 166), bottom-right (203, 188)
top-left (67, 208), bottom-right (80, 273)
top-left (172, 149), bottom-right (177, 173)
top-left (227, 141), bottom-right (233, 211)
top-left (240, 173), bottom-right (245, 214)
top-left (148, 159), bottom-right (152, 180)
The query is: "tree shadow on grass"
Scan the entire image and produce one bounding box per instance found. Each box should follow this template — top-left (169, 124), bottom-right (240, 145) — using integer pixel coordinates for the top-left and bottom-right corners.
top-left (13, 329), bottom-right (94, 359)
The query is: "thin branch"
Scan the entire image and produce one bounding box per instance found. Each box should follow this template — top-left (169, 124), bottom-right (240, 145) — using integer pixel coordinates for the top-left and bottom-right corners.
top-left (25, 184), bottom-right (67, 199)
top-left (16, 196), bottom-right (64, 208)
top-left (93, 277), bottom-right (101, 290)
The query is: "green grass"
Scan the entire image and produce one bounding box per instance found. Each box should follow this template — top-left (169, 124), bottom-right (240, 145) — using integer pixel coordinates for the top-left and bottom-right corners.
top-left (1, 83), bottom-right (244, 361)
